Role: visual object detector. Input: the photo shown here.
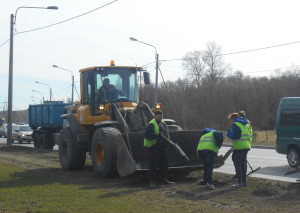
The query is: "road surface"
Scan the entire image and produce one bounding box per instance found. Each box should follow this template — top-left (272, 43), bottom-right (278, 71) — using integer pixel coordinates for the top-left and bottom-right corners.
top-left (216, 146), bottom-right (299, 183)
top-left (0, 137), bottom-right (299, 182)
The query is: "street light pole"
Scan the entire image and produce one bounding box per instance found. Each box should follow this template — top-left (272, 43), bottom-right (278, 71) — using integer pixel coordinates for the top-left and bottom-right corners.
top-left (129, 37), bottom-right (159, 105)
top-left (7, 14), bottom-right (14, 146)
top-left (35, 81), bottom-right (53, 101)
top-left (32, 90), bottom-right (44, 103)
top-left (6, 6), bottom-right (58, 146)
top-left (52, 65), bottom-right (74, 103)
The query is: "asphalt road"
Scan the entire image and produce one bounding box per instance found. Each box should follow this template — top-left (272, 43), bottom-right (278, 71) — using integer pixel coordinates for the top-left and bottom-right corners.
top-left (0, 137), bottom-right (299, 182)
top-left (216, 146), bottom-right (300, 183)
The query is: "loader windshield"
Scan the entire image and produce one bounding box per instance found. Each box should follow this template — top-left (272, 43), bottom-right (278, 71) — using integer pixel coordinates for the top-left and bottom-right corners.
top-left (83, 67), bottom-right (139, 109)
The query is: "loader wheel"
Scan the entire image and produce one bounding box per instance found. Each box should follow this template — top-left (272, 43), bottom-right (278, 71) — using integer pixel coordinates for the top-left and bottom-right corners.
top-left (59, 127), bottom-right (86, 170)
top-left (91, 127), bottom-right (120, 177)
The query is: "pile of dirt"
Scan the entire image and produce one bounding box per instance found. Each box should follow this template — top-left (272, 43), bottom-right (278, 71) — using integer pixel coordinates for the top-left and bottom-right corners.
top-left (252, 187), bottom-right (278, 197)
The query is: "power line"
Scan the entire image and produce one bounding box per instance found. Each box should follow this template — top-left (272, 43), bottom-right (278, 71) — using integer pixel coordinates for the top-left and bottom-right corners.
top-left (0, 0), bottom-right (118, 48)
top-left (160, 40), bottom-right (300, 62)
top-left (17, 0), bottom-right (118, 34)
top-left (157, 64), bottom-right (300, 76)
top-left (53, 84), bottom-right (72, 94)
top-left (0, 38), bottom-right (11, 48)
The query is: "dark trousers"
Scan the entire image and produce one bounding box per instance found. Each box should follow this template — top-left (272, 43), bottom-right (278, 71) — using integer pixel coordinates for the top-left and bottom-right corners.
top-left (198, 150), bottom-right (217, 184)
top-left (232, 149), bottom-right (249, 184)
top-left (148, 144), bottom-right (168, 180)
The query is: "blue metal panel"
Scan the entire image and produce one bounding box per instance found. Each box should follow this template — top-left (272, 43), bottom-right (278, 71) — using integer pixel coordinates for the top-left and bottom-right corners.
top-left (29, 103), bottom-right (70, 129)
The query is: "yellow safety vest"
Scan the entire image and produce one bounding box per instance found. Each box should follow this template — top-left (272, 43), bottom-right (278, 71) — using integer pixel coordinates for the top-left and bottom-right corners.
top-left (197, 130), bottom-right (219, 154)
top-left (144, 119), bottom-right (168, 147)
top-left (232, 122), bottom-right (251, 150)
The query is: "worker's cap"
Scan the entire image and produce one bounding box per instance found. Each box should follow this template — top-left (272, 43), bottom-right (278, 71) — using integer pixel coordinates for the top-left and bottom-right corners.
top-left (154, 110), bottom-right (163, 115)
top-left (201, 128), bottom-right (214, 136)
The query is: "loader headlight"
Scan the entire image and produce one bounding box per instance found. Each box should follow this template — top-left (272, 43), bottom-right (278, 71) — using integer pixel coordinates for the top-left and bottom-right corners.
top-left (22, 134), bottom-right (25, 137)
top-left (155, 103), bottom-right (162, 109)
top-left (99, 105), bottom-right (105, 110)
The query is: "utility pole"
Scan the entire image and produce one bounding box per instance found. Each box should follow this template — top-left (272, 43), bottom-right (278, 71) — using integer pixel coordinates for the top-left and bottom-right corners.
top-left (6, 6), bottom-right (58, 146)
top-left (7, 14), bottom-right (14, 146)
top-left (154, 53), bottom-right (159, 105)
top-left (52, 65), bottom-right (74, 103)
top-left (129, 37), bottom-right (159, 105)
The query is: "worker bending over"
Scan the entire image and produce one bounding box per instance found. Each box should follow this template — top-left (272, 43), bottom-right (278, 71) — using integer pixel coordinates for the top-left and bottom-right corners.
top-left (197, 128), bottom-right (223, 190)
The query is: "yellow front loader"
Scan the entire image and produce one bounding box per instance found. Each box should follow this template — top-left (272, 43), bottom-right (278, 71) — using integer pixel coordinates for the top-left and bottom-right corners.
top-left (56, 62), bottom-right (226, 177)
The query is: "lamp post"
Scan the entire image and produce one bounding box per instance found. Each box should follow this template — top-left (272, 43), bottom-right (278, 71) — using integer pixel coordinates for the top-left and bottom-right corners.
top-left (35, 81), bottom-right (53, 101)
top-left (7, 6), bottom-right (58, 146)
top-left (32, 90), bottom-right (44, 103)
top-left (129, 37), bottom-right (159, 105)
top-left (31, 96), bottom-right (42, 104)
top-left (52, 65), bottom-right (74, 103)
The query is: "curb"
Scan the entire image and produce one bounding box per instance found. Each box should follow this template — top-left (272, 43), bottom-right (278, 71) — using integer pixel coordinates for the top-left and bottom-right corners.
top-left (223, 143), bottom-right (275, 150)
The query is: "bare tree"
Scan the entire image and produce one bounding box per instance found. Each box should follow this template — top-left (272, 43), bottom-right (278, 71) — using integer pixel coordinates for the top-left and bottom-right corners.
top-left (203, 41), bottom-right (230, 82)
top-left (182, 50), bottom-right (206, 88)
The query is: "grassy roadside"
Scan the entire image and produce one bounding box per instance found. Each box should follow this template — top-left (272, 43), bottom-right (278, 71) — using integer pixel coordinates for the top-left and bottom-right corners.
top-left (1, 160), bottom-right (300, 213)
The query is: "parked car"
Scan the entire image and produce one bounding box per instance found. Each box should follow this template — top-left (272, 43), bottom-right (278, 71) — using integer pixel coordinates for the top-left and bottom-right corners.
top-left (276, 97), bottom-right (300, 167)
top-left (12, 124), bottom-right (33, 144)
top-left (0, 124), bottom-right (7, 137)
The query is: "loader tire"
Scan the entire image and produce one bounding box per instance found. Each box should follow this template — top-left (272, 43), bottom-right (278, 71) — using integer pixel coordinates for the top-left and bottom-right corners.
top-left (59, 127), bottom-right (86, 170)
top-left (91, 127), bottom-right (120, 178)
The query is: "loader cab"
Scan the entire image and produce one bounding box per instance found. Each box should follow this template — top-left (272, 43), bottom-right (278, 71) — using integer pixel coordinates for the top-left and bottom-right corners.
top-left (80, 65), bottom-right (143, 115)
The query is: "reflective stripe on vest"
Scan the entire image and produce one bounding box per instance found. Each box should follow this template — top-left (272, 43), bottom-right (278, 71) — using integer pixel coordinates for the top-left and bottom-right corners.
top-left (143, 119), bottom-right (168, 147)
top-left (232, 122), bottom-right (251, 150)
top-left (197, 130), bottom-right (219, 154)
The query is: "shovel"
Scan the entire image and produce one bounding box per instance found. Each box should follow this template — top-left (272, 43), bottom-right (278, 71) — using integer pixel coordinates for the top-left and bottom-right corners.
top-left (161, 135), bottom-right (189, 161)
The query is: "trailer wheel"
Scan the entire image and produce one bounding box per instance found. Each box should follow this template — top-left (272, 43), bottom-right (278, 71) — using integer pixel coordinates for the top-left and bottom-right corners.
top-left (91, 127), bottom-right (119, 177)
top-left (59, 127), bottom-right (86, 170)
top-left (287, 147), bottom-right (300, 168)
top-left (33, 133), bottom-right (41, 149)
top-left (40, 133), bottom-right (54, 150)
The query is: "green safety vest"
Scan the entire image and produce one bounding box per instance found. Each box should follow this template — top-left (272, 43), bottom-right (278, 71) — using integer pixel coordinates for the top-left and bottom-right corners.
top-left (197, 130), bottom-right (219, 154)
top-left (144, 119), bottom-right (168, 147)
top-left (232, 122), bottom-right (251, 150)
top-left (247, 123), bottom-right (253, 145)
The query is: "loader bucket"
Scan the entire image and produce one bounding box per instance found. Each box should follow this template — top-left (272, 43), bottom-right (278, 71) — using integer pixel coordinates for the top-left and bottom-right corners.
top-left (123, 130), bottom-right (203, 170)
top-left (116, 134), bottom-right (136, 177)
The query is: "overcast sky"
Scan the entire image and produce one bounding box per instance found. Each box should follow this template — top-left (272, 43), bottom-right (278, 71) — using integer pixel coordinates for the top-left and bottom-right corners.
top-left (1, 0), bottom-right (300, 110)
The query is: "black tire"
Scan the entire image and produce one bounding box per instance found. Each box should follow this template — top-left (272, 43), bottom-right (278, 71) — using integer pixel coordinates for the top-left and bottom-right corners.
top-left (18, 137), bottom-right (22, 144)
top-left (40, 132), bottom-right (54, 150)
top-left (91, 127), bottom-right (120, 178)
top-left (33, 133), bottom-right (41, 149)
top-left (59, 127), bottom-right (86, 170)
top-left (287, 148), bottom-right (300, 168)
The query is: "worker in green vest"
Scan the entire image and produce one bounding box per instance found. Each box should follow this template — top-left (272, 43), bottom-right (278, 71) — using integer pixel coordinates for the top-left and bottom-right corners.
top-left (227, 112), bottom-right (251, 187)
top-left (231, 110), bottom-right (253, 179)
top-left (197, 128), bottom-right (224, 190)
top-left (144, 110), bottom-right (175, 188)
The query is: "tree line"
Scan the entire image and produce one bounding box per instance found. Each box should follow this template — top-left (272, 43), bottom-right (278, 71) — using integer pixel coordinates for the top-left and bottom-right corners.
top-left (141, 42), bottom-right (300, 131)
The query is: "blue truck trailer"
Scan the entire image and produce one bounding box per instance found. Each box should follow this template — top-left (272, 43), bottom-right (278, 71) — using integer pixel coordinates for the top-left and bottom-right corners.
top-left (29, 102), bottom-right (70, 149)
